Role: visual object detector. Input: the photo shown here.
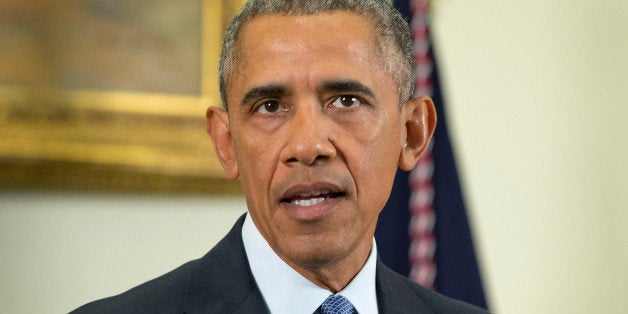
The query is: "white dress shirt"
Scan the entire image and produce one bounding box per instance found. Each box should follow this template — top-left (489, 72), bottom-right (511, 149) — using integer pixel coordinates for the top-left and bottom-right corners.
top-left (242, 214), bottom-right (379, 314)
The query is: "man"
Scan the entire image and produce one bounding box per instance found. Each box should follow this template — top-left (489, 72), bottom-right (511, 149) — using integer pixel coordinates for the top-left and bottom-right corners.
top-left (73, 0), bottom-right (488, 313)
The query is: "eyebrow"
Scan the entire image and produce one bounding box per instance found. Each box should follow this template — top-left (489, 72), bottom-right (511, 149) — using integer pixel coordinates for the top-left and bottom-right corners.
top-left (319, 79), bottom-right (375, 98)
top-left (239, 79), bottom-right (375, 107)
top-left (240, 84), bottom-right (287, 106)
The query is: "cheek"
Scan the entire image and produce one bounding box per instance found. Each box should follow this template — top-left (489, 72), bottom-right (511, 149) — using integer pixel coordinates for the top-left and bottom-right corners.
top-left (351, 115), bottom-right (402, 166)
top-left (345, 121), bottom-right (402, 207)
top-left (232, 126), bottom-right (291, 202)
top-left (357, 141), bottom-right (399, 187)
top-left (232, 132), bottom-right (275, 188)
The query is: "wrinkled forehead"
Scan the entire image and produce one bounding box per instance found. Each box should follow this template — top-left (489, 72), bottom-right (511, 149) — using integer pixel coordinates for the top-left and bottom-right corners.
top-left (239, 12), bottom-right (378, 49)
top-left (240, 14), bottom-right (383, 73)
top-left (233, 12), bottom-right (384, 78)
top-left (247, 13), bottom-right (375, 47)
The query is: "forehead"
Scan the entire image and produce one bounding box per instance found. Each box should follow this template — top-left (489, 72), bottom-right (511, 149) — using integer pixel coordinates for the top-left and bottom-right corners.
top-left (242, 11), bottom-right (375, 37)
top-left (229, 12), bottom-right (393, 100)
top-left (239, 12), bottom-right (378, 63)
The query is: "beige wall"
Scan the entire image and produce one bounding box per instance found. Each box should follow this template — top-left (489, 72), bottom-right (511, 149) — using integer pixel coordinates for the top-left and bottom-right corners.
top-left (1, 0), bottom-right (627, 313)
top-left (0, 192), bottom-right (247, 313)
top-left (431, 0), bottom-right (627, 313)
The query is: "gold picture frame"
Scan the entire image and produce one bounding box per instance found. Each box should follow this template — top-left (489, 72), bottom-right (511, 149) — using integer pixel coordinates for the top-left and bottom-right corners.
top-left (0, 0), bottom-right (245, 194)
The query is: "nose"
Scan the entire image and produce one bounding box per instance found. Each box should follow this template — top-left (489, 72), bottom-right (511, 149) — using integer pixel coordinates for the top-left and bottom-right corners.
top-left (280, 105), bottom-right (337, 166)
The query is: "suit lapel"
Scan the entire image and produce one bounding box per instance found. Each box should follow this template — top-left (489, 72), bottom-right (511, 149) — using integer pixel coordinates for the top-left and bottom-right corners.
top-left (183, 214), bottom-right (270, 314)
top-left (376, 259), bottom-right (434, 314)
top-left (182, 215), bottom-right (438, 313)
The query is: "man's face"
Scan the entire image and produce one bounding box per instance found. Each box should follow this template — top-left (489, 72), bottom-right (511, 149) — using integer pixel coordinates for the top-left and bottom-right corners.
top-left (213, 12), bottom-right (423, 275)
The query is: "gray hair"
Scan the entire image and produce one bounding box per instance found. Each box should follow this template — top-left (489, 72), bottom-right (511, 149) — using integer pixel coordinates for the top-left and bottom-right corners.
top-left (218, 0), bottom-right (415, 110)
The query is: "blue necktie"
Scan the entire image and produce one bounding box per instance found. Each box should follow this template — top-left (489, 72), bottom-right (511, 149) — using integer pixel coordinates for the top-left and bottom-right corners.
top-left (316, 294), bottom-right (357, 314)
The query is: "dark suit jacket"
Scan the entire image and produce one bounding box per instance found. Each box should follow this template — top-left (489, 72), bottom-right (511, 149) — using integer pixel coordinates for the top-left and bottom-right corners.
top-left (72, 214), bottom-right (488, 313)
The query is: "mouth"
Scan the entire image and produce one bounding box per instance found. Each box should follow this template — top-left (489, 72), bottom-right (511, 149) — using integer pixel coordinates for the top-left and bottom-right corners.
top-left (279, 183), bottom-right (346, 220)
top-left (281, 189), bottom-right (345, 207)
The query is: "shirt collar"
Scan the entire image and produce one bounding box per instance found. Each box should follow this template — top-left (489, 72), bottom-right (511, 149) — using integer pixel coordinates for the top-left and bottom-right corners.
top-left (242, 213), bottom-right (379, 314)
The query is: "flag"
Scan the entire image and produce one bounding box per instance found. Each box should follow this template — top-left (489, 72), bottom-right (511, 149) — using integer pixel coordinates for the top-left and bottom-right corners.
top-left (375, 0), bottom-right (488, 309)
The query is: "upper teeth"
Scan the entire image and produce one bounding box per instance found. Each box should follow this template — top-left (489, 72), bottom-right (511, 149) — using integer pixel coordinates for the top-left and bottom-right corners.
top-left (292, 197), bottom-right (326, 207)
top-left (291, 189), bottom-right (331, 206)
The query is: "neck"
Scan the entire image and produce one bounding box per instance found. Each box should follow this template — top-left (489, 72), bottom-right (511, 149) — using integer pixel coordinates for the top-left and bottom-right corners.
top-left (285, 236), bottom-right (373, 293)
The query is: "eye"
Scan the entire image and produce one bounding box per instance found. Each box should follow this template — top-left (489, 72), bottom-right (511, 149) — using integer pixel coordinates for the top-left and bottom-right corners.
top-left (255, 100), bottom-right (284, 114)
top-left (331, 95), bottom-right (363, 108)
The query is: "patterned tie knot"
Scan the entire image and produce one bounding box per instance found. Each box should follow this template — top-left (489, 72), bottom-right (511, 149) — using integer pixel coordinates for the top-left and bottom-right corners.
top-left (319, 294), bottom-right (357, 314)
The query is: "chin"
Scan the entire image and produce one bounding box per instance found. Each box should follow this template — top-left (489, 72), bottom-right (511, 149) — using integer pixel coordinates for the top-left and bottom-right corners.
top-left (285, 238), bottom-right (351, 268)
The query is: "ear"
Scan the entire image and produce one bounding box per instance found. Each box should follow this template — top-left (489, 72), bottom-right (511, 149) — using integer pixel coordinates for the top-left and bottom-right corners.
top-left (206, 106), bottom-right (239, 179)
top-left (399, 96), bottom-right (437, 171)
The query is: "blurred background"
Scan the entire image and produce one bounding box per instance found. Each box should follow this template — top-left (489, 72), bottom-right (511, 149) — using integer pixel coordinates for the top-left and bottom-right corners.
top-left (1, 0), bottom-right (626, 313)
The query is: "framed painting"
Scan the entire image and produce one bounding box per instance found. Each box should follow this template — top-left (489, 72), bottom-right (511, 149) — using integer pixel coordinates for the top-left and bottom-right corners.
top-left (0, 0), bottom-right (246, 194)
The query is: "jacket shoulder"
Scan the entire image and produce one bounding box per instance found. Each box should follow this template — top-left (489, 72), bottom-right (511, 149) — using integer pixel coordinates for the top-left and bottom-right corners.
top-left (377, 262), bottom-right (489, 314)
top-left (402, 277), bottom-right (488, 313)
